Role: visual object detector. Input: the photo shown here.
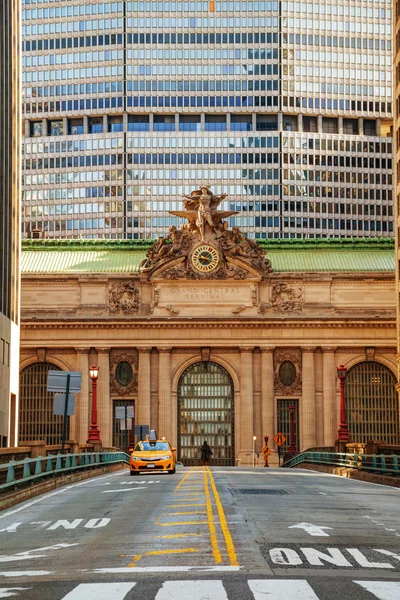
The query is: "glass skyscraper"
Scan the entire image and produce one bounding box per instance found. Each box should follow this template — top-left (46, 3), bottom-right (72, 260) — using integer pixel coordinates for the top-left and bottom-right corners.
top-left (21, 0), bottom-right (393, 240)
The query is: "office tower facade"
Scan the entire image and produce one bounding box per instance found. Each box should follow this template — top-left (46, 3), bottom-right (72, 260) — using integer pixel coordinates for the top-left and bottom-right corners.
top-left (395, 0), bottom-right (400, 388)
top-left (0, 0), bottom-right (21, 446)
top-left (21, 0), bottom-right (393, 241)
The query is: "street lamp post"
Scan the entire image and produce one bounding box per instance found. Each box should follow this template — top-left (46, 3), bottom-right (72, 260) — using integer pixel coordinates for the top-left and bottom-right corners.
top-left (87, 365), bottom-right (101, 442)
top-left (252, 435), bottom-right (257, 467)
top-left (337, 364), bottom-right (350, 441)
top-left (289, 404), bottom-right (296, 453)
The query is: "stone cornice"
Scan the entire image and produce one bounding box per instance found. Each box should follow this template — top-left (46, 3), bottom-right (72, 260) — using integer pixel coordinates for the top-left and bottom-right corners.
top-left (21, 319), bottom-right (396, 330)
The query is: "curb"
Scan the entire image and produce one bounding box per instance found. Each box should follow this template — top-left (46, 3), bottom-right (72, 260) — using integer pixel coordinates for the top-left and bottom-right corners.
top-left (0, 463), bottom-right (128, 512)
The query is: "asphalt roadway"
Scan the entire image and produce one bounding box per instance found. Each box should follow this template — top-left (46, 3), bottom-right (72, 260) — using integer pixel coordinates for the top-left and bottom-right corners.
top-left (0, 466), bottom-right (399, 600)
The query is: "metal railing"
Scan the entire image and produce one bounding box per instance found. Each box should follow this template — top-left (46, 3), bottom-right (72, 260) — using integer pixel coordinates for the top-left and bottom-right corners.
top-left (0, 451), bottom-right (130, 492)
top-left (282, 451), bottom-right (400, 476)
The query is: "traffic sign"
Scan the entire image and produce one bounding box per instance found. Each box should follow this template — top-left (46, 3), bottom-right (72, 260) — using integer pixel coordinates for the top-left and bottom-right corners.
top-left (273, 432), bottom-right (287, 446)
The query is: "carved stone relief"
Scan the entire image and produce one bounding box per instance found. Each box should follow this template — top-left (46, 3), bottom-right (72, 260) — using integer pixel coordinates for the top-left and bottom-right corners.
top-left (270, 282), bottom-right (304, 312)
top-left (274, 348), bottom-right (302, 395)
top-left (110, 349), bottom-right (138, 396)
top-left (109, 280), bottom-right (139, 314)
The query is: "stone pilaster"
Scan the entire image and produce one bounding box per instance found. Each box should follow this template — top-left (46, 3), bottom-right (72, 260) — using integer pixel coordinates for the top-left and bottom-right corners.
top-left (239, 347), bottom-right (254, 465)
top-left (322, 347), bottom-right (337, 446)
top-left (150, 349), bottom-right (159, 433)
top-left (158, 347), bottom-right (172, 442)
top-left (253, 350), bottom-right (262, 453)
top-left (260, 347), bottom-right (275, 442)
top-left (137, 347), bottom-right (152, 429)
top-left (96, 348), bottom-right (111, 447)
top-left (301, 347), bottom-right (316, 450)
top-left (75, 348), bottom-right (90, 445)
top-left (315, 349), bottom-right (324, 446)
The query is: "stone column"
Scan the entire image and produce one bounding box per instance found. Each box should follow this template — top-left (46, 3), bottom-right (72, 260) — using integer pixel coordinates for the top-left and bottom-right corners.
top-left (277, 112), bottom-right (283, 131)
top-left (253, 350), bottom-right (262, 453)
top-left (317, 114), bottom-right (323, 133)
top-left (376, 117), bottom-right (381, 136)
top-left (75, 348), bottom-right (90, 445)
top-left (150, 350), bottom-right (159, 433)
top-left (96, 349), bottom-right (111, 448)
top-left (301, 347), bottom-right (317, 450)
top-left (297, 113), bottom-right (303, 132)
top-left (314, 349), bottom-right (324, 446)
top-left (338, 116), bottom-right (343, 135)
top-left (158, 347), bottom-right (172, 442)
top-left (83, 115), bottom-right (89, 134)
top-left (239, 347), bottom-right (254, 465)
top-left (103, 114), bottom-right (108, 133)
top-left (322, 347), bottom-right (337, 446)
top-left (137, 347), bottom-right (152, 429)
top-left (260, 348), bottom-right (275, 442)
top-left (358, 117), bottom-right (364, 135)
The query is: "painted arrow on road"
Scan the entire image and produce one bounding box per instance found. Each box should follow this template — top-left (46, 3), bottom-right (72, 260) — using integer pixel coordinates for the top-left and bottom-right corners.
top-left (288, 522), bottom-right (333, 537)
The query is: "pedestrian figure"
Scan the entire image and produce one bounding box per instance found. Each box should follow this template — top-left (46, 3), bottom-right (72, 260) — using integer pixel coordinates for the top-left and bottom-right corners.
top-left (201, 441), bottom-right (213, 465)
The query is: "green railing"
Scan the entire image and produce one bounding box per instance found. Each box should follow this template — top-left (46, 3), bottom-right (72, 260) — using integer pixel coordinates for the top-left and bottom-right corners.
top-left (0, 452), bottom-right (130, 492)
top-left (282, 451), bottom-right (400, 476)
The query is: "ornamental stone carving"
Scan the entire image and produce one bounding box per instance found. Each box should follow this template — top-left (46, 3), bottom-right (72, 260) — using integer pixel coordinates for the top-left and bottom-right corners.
top-left (110, 350), bottom-right (138, 396)
top-left (139, 186), bottom-right (273, 280)
top-left (270, 282), bottom-right (304, 312)
top-left (109, 280), bottom-right (139, 314)
top-left (274, 348), bottom-right (302, 394)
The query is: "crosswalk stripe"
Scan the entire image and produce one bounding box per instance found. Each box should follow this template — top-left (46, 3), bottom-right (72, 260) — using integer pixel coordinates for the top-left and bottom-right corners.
top-left (354, 581), bottom-right (400, 600)
top-left (0, 589), bottom-right (30, 599)
top-left (248, 580), bottom-right (319, 600)
top-left (61, 583), bottom-right (136, 600)
top-left (155, 580), bottom-right (228, 599)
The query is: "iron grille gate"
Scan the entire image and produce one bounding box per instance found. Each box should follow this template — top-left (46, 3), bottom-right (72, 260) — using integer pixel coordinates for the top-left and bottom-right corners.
top-left (113, 399), bottom-right (135, 452)
top-left (178, 361), bottom-right (234, 466)
top-left (277, 399), bottom-right (300, 453)
top-left (19, 362), bottom-right (69, 446)
top-left (346, 361), bottom-right (399, 444)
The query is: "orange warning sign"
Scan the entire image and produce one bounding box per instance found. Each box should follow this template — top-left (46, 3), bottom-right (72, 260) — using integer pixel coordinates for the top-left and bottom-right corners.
top-left (273, 432), bottom-right (287, 446)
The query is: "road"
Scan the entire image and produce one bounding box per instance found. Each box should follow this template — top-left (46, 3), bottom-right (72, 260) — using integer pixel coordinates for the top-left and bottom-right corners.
top-left (0, 466), bottom-right (399, 599)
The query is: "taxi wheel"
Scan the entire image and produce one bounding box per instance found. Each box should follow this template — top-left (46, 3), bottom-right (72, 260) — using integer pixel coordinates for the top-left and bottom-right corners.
top-left (168, 468), bottom-right (176, 475)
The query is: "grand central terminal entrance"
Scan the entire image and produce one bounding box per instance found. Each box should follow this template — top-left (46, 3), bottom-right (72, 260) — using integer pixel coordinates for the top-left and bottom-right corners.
top-left (178, 361), bottom-right (235, 466)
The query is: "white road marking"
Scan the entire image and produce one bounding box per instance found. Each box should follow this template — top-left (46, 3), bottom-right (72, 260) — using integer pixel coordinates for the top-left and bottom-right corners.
top-left (375, 549), bottom-right (400, 562)
top-left (346, 549), bottom-right (393, 569)
top-left (62, 583), bottom-right (136, 600)
top-left (93, 566), bottom-right (242, 573)
top-left (288, 523), bottom-right (333, 537)
top-left (0, 572), bottom-right (53, 578)
top-left (0, 589), bottom-right (30, 598)
top-left (301, 548), bottom-right (352, 567)
top-left (0, 471), bottom-right (125, 520)
top-left (101, 488), bottom-right (147, 493)
top-left (47, 520), bottom-right (83, 531)
top-left (0, 543), bottom-right (78, 563)
top-left (84, 519), bottom-right (110, 529)
top-left (155, 580), bottom-right (228, 599)
top-left (269, 548), bottom-right (303, 566)
top-left (355, 581), bottom-right (400, 600)
top-left (248, 580), bottom-right (319, 599)
top-left (0, 525), bottom-right (22, 534)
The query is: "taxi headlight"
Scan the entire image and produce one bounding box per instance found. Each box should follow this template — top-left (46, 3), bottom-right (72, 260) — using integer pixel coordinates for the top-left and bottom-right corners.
top-left (159, 455), bottom-right (171, 460)
top-left (131, 456), bottom-right (142, 461)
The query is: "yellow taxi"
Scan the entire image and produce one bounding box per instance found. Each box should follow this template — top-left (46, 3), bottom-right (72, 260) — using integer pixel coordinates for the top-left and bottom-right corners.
top-left (130, 438), bottom-right (177, 476)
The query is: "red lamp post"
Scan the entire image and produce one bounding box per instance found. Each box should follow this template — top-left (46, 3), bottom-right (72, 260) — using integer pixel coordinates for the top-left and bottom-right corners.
top-left (87, 365), bottom-right (101, 442)
top-left (289, 404), bottom-right (296, 453)
top-left (337, 364), bottom-right (350, 442)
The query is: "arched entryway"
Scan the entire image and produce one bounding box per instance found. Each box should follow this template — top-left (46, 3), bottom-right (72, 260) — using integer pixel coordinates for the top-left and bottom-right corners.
top-left (178, 361), bottom-right (234, 466)
top-left (19, 362), bottom-right (69, 445)
top-left (346, 361), bottom-right (398, 444)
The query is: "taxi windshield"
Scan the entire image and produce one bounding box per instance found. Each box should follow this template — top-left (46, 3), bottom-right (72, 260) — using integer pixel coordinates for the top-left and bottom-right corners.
top-left (135, 441), bottom-right (169, 452)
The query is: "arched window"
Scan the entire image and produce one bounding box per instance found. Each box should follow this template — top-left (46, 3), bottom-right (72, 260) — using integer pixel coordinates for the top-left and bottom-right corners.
top-left (346, 361), bottom-right (398, 444)
top-left (178, 361), bottom-right (234, 466)
top-left (19, 362), bottom-right (70, 445)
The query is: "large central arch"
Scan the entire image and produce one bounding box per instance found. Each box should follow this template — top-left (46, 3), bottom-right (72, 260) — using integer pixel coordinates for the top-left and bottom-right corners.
top-left (177, 361), bottom-right (234, 466)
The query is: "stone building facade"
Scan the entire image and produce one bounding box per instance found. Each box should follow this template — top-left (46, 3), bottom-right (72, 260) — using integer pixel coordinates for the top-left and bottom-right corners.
top-left (19, 217), bottom-right (398, 464)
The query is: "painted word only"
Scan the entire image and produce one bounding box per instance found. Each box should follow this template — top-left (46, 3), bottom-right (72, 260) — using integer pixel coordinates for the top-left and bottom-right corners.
top-left (269, 547), bottom-right (400, 570)
top-left (0, 518), bottom-right (110, 534)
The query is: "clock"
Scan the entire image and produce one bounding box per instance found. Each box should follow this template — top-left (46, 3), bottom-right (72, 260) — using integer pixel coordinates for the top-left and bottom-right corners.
top-left (191, 245), bottom-right (220, 273)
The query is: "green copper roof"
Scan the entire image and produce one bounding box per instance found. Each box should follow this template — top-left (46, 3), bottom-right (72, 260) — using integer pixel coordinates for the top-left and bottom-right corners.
top-left (21, 238), bottom-right (395, 275)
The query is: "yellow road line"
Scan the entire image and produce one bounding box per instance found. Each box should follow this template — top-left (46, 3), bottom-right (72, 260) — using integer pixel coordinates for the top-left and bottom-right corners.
top-left (145, 548), bottom-right (198, 556)
top-left (167, 511), bottom-right (206, 516)
top-left (174, 466), bottom-right (195, 492)
top-left (206, 466), bottom-right (239, 567)
top-left (158, 520), bottom-right (208, 526)
top-left (154, 533), bottom-right (203, 539)
top-left (168, 503), bottom-right (206, 507)
top-left (203, 467), bottom-right (222, 564)
top-left (127, 553), bottom-right (142, 567)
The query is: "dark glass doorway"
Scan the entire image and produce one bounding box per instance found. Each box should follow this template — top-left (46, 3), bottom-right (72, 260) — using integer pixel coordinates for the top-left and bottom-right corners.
top-left (178, 361), bottom-right (234, 466)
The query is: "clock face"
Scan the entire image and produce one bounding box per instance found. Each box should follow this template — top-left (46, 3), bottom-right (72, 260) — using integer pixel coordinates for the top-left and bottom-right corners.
top-left (192, 245), bottom-right (220, 273)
